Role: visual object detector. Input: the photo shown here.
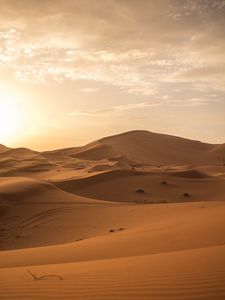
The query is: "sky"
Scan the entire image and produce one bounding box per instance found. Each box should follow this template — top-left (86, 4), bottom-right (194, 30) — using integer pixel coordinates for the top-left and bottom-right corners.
top-left (0, 0), bottom-right (225, 150)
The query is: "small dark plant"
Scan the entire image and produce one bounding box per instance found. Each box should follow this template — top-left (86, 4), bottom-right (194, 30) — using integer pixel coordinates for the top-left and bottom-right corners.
top-left (109, 228), bottom-right (125, 233)
top-left (161, 181), bottom-right (167, 185)
top-left (183, 192), bottom-right (191, 198)
top-left (136, 189), bottom-right (145, 194)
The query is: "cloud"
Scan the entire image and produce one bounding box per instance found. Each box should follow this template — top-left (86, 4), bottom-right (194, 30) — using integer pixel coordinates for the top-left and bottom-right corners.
top-left (0, 0), bottom-right (224, 102)
top-left (178, 64), bottom-right (225, 82)
top-left (68, 101), bottom-right (162, 117)
top-left (80, 88), bottom-right (99, 93)
top-left (163, 97), bottom-right (223, 107)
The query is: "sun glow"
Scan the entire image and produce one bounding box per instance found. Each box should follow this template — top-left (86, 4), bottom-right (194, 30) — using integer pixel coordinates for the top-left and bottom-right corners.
top-left (0, 100), bottom-right (22, 142)
top-left (0, 82), bottom-right (45, 148)
top-left (0, 100), bottom-right (23, 144)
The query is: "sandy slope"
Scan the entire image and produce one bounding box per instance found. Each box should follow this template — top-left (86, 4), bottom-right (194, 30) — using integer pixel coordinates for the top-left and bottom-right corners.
top-left (0, 176), bottom-right (104, 204)
top-left (0, 201), bottom-right (225, 266)
top-left (0, 176), bottom-right (112, 250)
top-left (53, 168), bottom-right (225, 203)
top-left (0, 131), bottom-right (225, 299)
top-left (0, 201), bottom-right (225, 299)
top-left (1, 245), bottom-right (225, 300)
top-left (0, 144), bottom-right (10, 153)
top-left (49, 130), bottom-right (225, 165)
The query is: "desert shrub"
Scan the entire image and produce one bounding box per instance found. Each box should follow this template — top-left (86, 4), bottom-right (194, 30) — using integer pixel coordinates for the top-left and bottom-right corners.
top-left (109, 228), bottom-right (125, 233)
top-left (161, 181), bottom-right (167, 185)
top-left (183, 192), bottom-right (191, 197)
top-left (135, 189), bottom-right (145, 194)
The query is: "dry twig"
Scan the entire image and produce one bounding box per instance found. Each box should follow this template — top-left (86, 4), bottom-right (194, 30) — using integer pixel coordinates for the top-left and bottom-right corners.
top-left (27, 270), bottom-right (63, 280)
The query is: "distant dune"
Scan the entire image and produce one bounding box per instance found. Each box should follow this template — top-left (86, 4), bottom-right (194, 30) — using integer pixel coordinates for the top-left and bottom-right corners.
top-left (49, 130), bottom-right (225, 165)
top-left (0, 144), bottom-right (10, 153)
top-left (0, 130), bottom-right (225, 299)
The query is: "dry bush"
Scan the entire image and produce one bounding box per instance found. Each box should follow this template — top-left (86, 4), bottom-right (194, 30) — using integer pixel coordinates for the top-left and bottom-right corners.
top-left (27, 270), bottom-right (63, 280)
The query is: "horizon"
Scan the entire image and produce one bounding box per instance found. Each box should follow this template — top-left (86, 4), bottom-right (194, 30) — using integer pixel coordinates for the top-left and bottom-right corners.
top-left (1, 129), bottom-right (224, 152)
top-left (0, 0), bottom-right (225, 150)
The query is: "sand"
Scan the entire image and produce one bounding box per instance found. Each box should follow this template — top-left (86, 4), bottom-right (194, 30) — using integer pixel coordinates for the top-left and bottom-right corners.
top-left (1, 245), bottom-right (225, 300)
top-left (0, 130), bottom-right (225, 299)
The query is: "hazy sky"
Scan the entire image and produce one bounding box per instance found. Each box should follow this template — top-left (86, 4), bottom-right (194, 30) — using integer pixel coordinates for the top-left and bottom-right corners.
top-left (0, 0), bottom-right (225, 150)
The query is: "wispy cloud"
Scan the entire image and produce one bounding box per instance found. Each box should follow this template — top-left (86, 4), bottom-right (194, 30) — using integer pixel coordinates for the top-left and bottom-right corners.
top-left (0, 1), bottom-right (224, 106)
top-left (68, 102), bottom-right (162, 117)
top-left (80, 88), bottom-right (99, 93)
top-left (163, 97), bottom-right (222, 107)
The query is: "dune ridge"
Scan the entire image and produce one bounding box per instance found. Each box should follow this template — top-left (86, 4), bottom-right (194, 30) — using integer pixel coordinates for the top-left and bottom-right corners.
top-left (43, 130), bottom-right (225, 166)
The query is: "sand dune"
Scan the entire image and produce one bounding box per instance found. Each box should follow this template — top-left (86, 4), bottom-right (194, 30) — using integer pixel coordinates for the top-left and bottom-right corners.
top-left (54, 168), bottom-right (225, 203)
top-left (0, 176), bottom-right (111, 250)
top-left (1, 201), bottom-right (225, 267)
top-left (169, 169), bottom-right (211, 178)
top-left (1, 130), bottom-right (225, 181)
top-left (1, 201), bottom-right (225, 299)
top-left (0, 144), bottom-right (10, 153)
top-left (0, 130), bottom-right (225, 299)
top-left (0, 176), bottom-right (87, 204)
top-left (56, 130), bottom-right (224, 165)
top-left (1, 245), bottom-right (225, 300)
top-left (2, 147), bottom-right (38, 156)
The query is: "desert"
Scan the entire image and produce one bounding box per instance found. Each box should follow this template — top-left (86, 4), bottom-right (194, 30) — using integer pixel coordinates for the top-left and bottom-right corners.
top-left (1, 1), bottom-right (225, 299)
top-left (0, 130), bottom-right (225, 299)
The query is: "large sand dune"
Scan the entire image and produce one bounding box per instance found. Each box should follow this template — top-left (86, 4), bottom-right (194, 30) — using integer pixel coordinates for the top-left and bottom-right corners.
top-left (49, 130), bottom-right (225, 165)
top-left (0, 131), bottom-right (225, 299)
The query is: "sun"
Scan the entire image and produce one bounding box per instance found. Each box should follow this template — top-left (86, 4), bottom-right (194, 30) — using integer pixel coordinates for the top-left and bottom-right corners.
top-left (0, 84), bottom-right (39, 147)
top-left (0, 100), bottom-right (22, 144)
